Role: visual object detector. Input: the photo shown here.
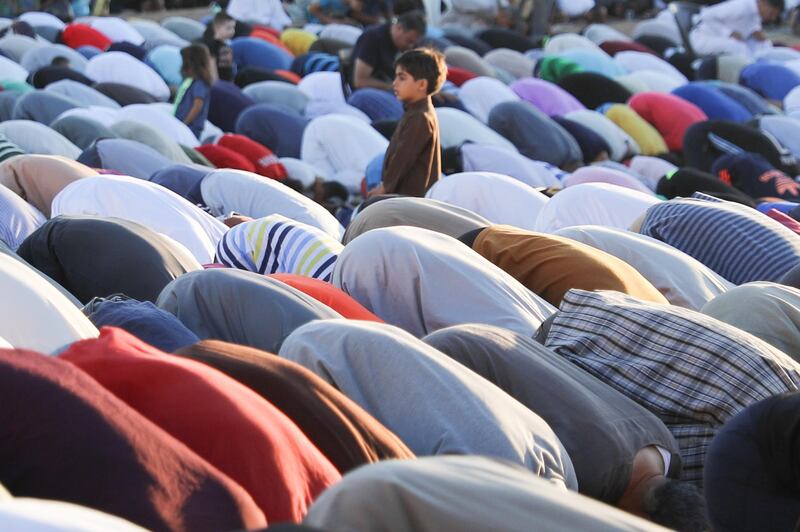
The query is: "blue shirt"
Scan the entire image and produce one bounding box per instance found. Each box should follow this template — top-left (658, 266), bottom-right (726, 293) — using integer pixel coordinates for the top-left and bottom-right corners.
top-left (174, 79), bottom-right (210, 140)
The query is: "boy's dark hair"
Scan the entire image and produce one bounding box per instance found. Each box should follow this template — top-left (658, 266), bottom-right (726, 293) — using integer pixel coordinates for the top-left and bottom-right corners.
top-left (394, 47), bottom-right (447, 95)
top-left (644, 479), bottom-right (709, 532)
top-left (181, 43), bottom-right (216, 87)
top-left (394, 10), bottom-right (427, 35)
top-left (213, 10), bottom-right (235, 25)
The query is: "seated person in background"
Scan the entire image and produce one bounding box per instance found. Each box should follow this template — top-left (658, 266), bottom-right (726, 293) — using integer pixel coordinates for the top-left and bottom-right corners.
top-left (690, 0), bottom-right (783, 58)
top-left (351, 11), bottom-right (426, 91)
top-left (369, 48), bottom-right (445, 198)
top-left (200, 11), bottom-right (236, 82)
top-left (307, 0), bottom-right (358, 24)
top-left (349, 0), bottom-right (393, 25)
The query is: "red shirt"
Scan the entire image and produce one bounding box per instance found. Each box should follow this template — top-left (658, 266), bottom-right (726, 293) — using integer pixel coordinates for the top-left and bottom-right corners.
top-left (270, 273), bottom-right (384, 322)
top-left (61, 327), bottom-right (341, 523)
top-left (629, 92), bottom-right (707, 152)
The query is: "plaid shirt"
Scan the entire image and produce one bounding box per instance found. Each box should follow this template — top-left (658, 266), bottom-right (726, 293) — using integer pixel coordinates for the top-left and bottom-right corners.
top-left (544, 289), bottom-right (800, 484)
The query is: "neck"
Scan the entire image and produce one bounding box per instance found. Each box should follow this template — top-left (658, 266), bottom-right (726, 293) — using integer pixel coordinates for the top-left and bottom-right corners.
top-left (403, 95), bottom-right (428, 107)
top-left (617, 446), bottom-right (668, 519)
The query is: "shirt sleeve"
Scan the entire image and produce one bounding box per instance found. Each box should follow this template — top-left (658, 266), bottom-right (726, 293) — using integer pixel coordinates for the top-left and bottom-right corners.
top-left (382, 114), bottom-right (432, 193)
top-left (355, 32), bottom-right (380, 67)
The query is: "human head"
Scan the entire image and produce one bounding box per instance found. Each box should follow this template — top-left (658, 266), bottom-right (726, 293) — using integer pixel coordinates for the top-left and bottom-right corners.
top-left (393, 47), bottom-right (447, 101)
top-left (181, 44), bottom-right (215, 86)
top-left (644, 479), bottom-right (708, 532)
top-left (390, 11), bottom-right (426, 51)
top-left (213, 11), bottom-right (236, 40)
top-left (758, 0), bottom-right (783, 23)
top-left (51, 56), bottom-right (70, 67)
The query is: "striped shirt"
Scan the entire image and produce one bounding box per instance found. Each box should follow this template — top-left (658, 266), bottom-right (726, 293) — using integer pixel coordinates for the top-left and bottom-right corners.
top-left (544, 289), bottom-right (800, 484)
top-left (640, 193), bottom-right (800, 284)
top-left (217, 214), bottom-right (343, 282)
top-left (0, 134), bottom-right (24, 164)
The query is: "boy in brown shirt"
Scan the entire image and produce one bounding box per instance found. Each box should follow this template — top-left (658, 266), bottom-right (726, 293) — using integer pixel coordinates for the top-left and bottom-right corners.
top-left (368, 48), bottom-right (446, 198)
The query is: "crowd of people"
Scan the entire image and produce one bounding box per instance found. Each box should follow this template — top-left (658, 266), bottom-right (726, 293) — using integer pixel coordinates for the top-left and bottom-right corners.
top-left (0, 0), bottom-right (800, 530)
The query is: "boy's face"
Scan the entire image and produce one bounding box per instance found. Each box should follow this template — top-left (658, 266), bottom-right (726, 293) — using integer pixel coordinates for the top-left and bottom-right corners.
top-left (215, 20), bottom-right (236, 40)
top-left (758, 0), bottom-right (780, 23)
top-left (393, 65), bottom-right (427, 102)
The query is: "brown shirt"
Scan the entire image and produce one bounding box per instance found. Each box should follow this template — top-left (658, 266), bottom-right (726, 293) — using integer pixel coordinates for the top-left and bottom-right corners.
top-left (382, 97), bottom-right (441, 197)
top-left (472, 225), bottom-right (669, 307)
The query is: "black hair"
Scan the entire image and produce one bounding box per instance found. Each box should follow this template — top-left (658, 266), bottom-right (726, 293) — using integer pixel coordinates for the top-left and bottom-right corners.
top-left (321, 180), bottom-right (349, 204)
top-left (50, 56), bottom-right (70, 67)
top-left (645, 479), bottom-right (709, 532)
top-left (394, 10), bottom-right (427, 35)
top-left (765, 0), bottom-right (785, 12)
top-left (394, 47), bottom-right (447, 95)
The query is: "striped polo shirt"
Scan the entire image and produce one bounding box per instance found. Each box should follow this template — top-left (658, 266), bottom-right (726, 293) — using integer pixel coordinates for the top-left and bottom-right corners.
top-left (0, 134), bottom-right (24, 163)
top-left (217, 214), bottom-right (343, 282)
top-left (640, 193), bottom-right (800, 285)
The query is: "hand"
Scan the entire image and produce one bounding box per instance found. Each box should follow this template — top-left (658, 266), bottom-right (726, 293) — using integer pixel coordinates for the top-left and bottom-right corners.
top-left (752, 30), bottom-right (767, 41)
top-left (731, 30), bottom-right (744, 40)
top-left (367, 183), bottom-right (386, 198)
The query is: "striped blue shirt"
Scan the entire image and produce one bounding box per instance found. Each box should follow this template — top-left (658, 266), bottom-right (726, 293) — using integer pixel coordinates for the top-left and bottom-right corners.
top-left (640, 193), bottom-right (800, 285)
top-left (217, 214), bottom-right (343, 282)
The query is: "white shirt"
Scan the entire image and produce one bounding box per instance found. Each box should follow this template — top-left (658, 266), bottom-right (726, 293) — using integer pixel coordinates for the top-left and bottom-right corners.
top-left (697, 0), bottom-right (761, 36)
top-left (300, 114), bottom-right (388, 192)
top-left (20, 44), bottom-right (89, 74)
top-left (564, 110), bottom-right (640, 161)
top-left (459, 77), bottom-right (520, 124)
top-left (52, 175), bottom-right (227, 264)
top-left (87, 16), bottom-right (145, 45)
top-left (117, 104), bottom-right (200, 148)
top-left (460, 143), bottom-right (563, 188)
top-left (46, 80), bottom-right (121, 109)
top-left (85, 52), bottom-right (170, 102)
top-left (426, 171), bottom-right (550, 231)
top-left (0, 498), bottom-right (146, 532)
top-left (0, 252), bottom-right (98, 354)
top-left (613, 51), bottom-right (688, 85)
top-left (201, 169), bottom-right (345, 240)
top-left (436, 107), bottom-right (518, 152)
top-left (227, 0), bottom-right (292, 30)
top-left (0, 55), bottom-right (28, 83)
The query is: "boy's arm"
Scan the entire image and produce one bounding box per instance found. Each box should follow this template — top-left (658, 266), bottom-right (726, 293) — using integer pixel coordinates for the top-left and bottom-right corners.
top-left (382, 116), bottom-right (432, 193)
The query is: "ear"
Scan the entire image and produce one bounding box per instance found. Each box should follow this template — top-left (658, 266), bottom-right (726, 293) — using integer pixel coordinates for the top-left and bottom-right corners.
top-left (417, 77), bottom-right (429, 93)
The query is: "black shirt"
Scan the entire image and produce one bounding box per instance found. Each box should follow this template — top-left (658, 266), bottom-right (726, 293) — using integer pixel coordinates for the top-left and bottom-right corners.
top-left (351, 23), bottom-right (397, 84)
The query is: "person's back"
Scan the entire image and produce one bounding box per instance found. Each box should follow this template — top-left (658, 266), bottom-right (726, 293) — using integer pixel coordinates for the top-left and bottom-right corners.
top-left (373, 48), bottom-right (445, 198)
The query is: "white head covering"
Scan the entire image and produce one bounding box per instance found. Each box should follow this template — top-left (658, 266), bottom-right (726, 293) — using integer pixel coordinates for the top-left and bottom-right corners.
top-left (784, 85), bottom-right (800, 114)
top-left (116, 103), bottom-right (200, 148)
top-left (0, 56), bottom-right (28, 83)
top-left (0, 183), bottom-right (45, 250)
top-left (52, 175), bottom-right (227, 264)
top-left (426, 171), bottom-right (549, 230)
top-left (45, 80), bottom-right (121, 109)
top-left (564, 110), bottom-right (640, 161)
top-left (0, 498), bottom-right (146, 532)
top-left (460, 143), bottom-right (564, 188)
top-left (628, 155), bottom-right (678, 191)
top-left (459, 77), bottom-right (520, 123)
top-left (544, 34), bottom-right (604, 54)
top-left (614, 51), bottom-right (688, 85)
top-left (0, 120), bottom-right (80, 159)
top-left (563, 166), bottom-right (654, 195)
top-left (200, 169), bottom-right (345, 240)
top-left (0, 252), bottom-right (98, 353)
top-left (534, 183), bottom-right (660, 233)
top-left (279, 320), bottom-right (576, 487)
top-left (583, 24), bottom-right (632, 45)
top-left (557, 225), bottom-right (733, 310)
top-left (305, 455), bottom-right (667, 532)
top-left (84, 52), bottom-right (170, 101)
top-left (333, 226), bottom-right (556, 337)
top-left (300, 114), bottom-right (388, 192)
top-left (483, 49), bottom-right (536, 80)
top-left (20, 43), bottom-right (89, 74)
top-left (436, 107), bottom-right (518, 151)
